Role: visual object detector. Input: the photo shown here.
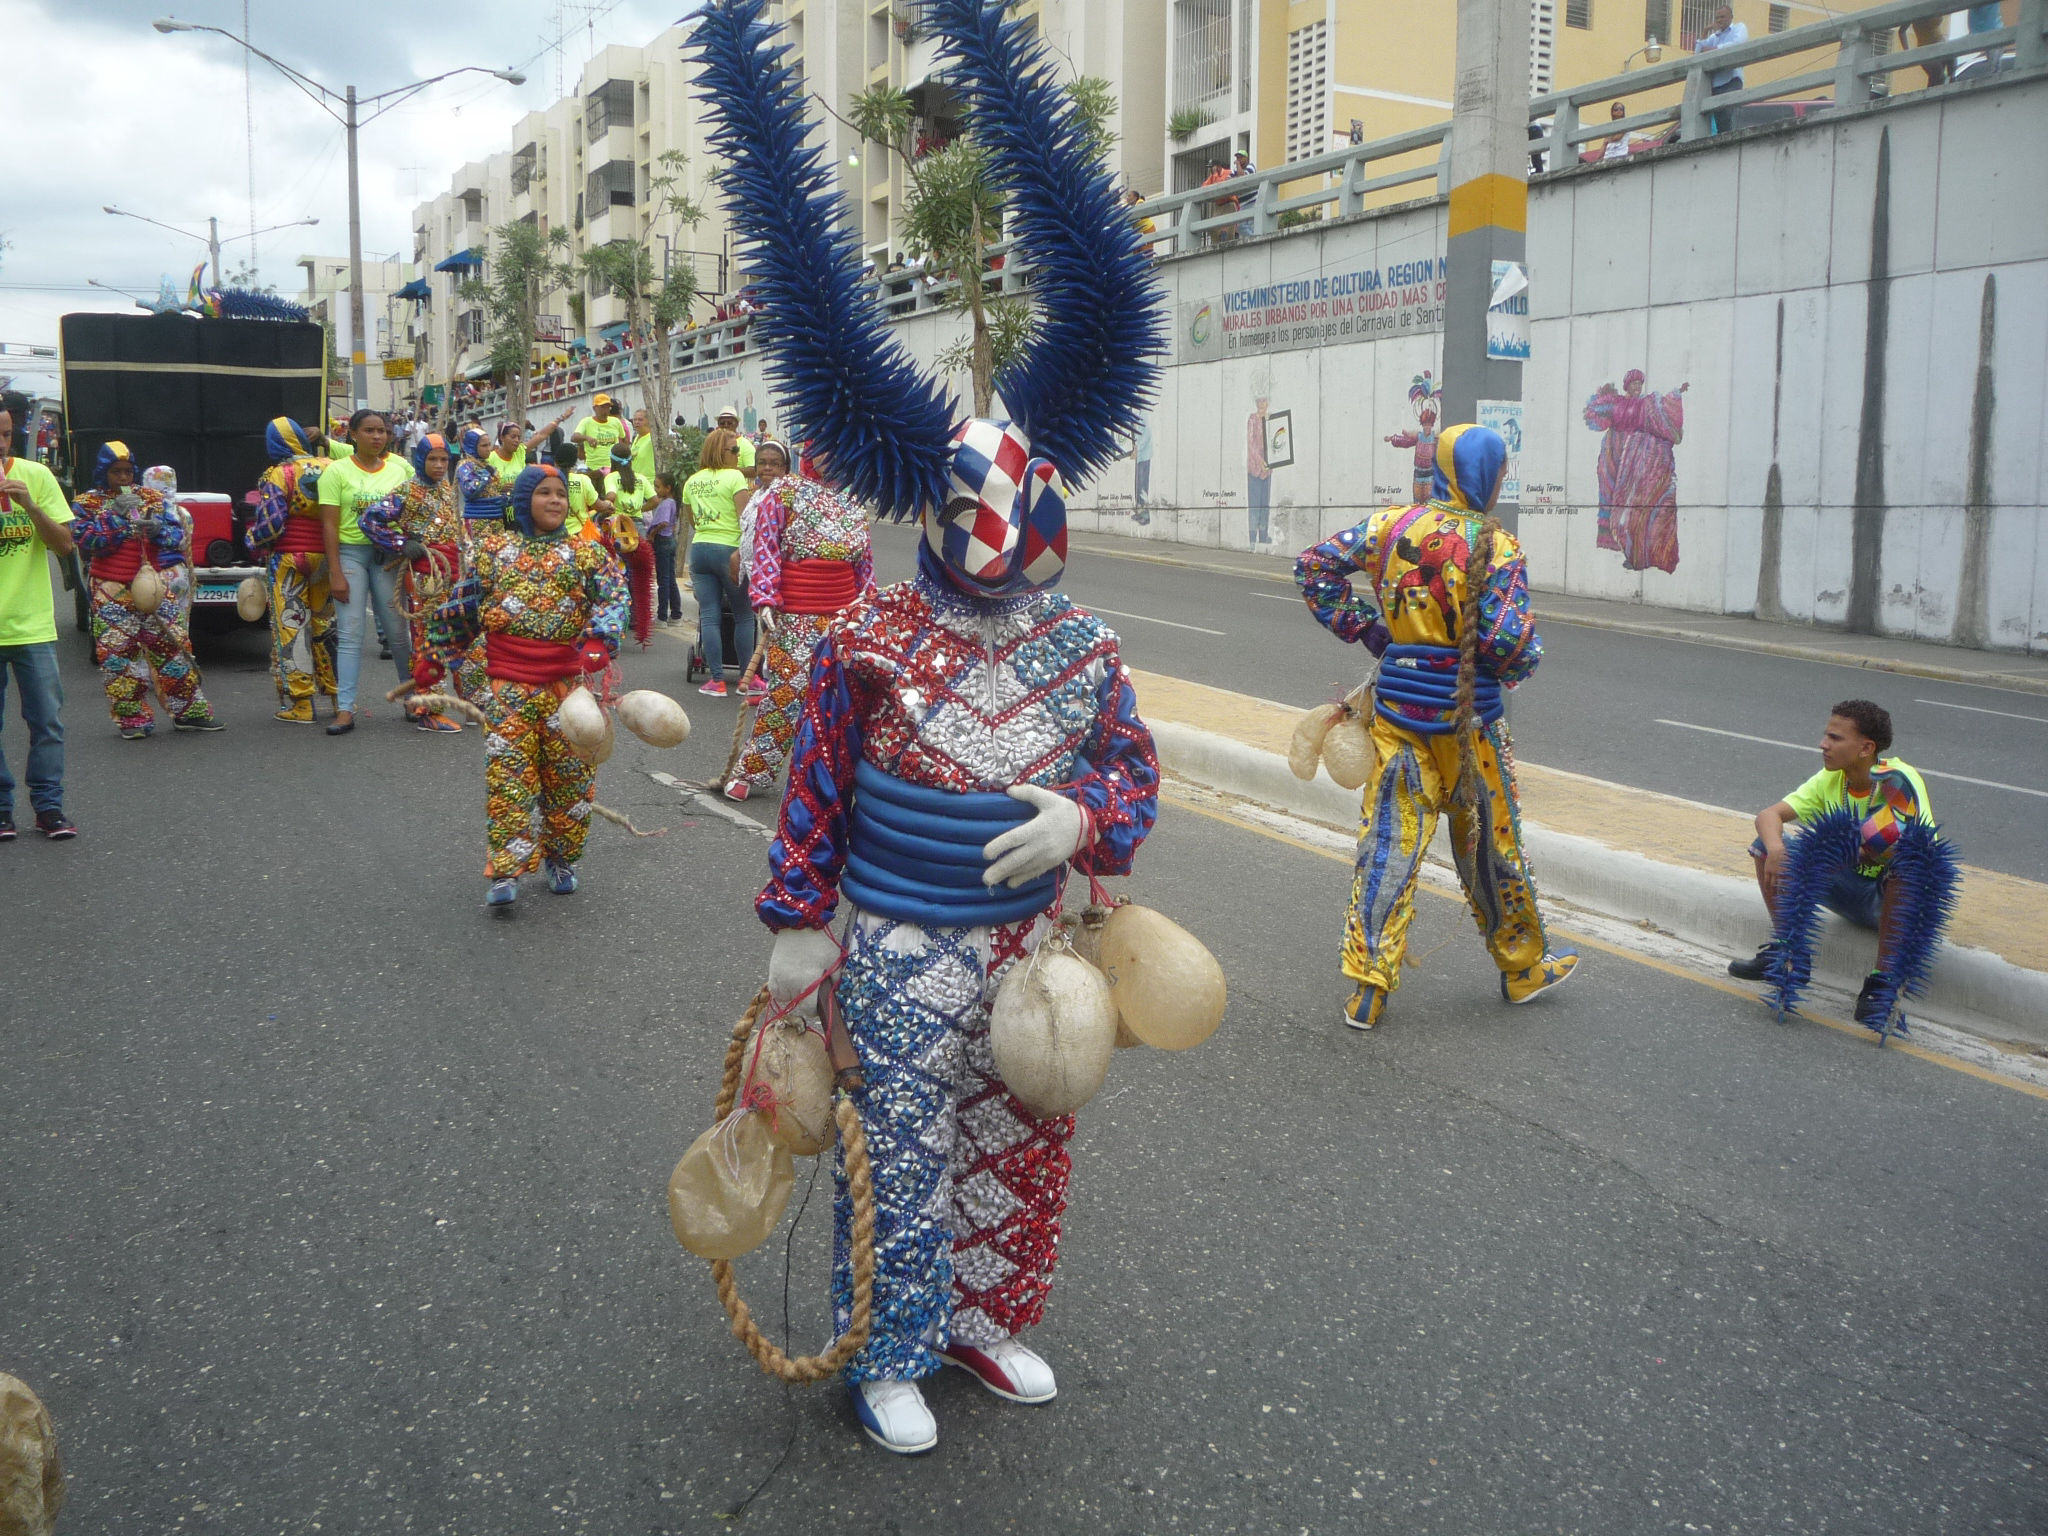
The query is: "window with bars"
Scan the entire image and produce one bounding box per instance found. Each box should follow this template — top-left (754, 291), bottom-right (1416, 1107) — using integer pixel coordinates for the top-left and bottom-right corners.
top-left (511, 143), bottom-right (537, 195)
top-left (1531, 0), bottom-right (1557, 94)
top-left (1567, 0), bottom-right (1592, 27)
top-left (585, 78), bottom-right (634, 142)
top-left (1171, 0), bottom-right (1233, 112)
top-left (1238, 0), bottom-right (1254, 112)
top-left (1645, 0), bottom-right (1669, 43)
top-left (1767, 2), bottom-right (1790, 31)
top-left (1285, 22), bottom-right (1328, 165)
top-left (585, 159), bottom-right (636, 214)
top-left (1679, 0), bottom-right (1718, 45)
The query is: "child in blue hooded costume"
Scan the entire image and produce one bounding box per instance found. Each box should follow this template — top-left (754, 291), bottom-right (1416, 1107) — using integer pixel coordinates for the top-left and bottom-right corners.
top-left (1296, 423), bottom-right (1578, 1030)
top-left (694, 0), bottom-right (1166, 1456)
top-left (248, 416), bottom-right (339, 721)
top-left (437, 464), bottom-right (627, 906)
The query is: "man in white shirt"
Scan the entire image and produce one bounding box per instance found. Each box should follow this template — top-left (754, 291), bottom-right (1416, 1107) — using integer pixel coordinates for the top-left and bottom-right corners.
top-left (1695, 4), bottom-right (1749, 135)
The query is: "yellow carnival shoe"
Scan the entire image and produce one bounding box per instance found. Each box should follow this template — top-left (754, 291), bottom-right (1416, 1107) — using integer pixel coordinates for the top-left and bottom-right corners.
top-left (1342, 984), bottom-right (1389, 1030)
top-left (1501, 949), bottom-right (1581, 1005)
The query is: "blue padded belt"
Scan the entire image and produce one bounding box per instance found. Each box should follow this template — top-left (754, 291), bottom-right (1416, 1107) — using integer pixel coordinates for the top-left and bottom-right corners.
top-left (843, 760), bottom-right (1059, 926)
top-left (1374, 642), bottom-right (1503, 734)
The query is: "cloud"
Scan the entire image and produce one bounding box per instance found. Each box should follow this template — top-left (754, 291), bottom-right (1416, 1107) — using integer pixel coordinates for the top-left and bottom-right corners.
top-left (0, 0), bottom-right (676, 390)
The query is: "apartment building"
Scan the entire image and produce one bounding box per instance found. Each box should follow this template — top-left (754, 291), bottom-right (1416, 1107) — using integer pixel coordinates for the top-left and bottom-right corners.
top-left (1165, 0), bottom-right (1918, 192)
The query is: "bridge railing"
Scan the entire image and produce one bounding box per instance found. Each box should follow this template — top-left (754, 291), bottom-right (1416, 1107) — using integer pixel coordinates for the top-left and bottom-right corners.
top-left (468, 0), bottom-right (2042, 424)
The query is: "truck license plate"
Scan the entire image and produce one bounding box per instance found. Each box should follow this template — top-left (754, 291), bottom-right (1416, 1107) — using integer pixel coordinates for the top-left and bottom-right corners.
top-left (195, 584), bottom-right (241, 604)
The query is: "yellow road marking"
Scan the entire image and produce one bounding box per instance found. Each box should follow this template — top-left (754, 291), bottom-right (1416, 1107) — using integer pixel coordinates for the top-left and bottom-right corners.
top-left (1160, 785), bottom-right (2048, 1103)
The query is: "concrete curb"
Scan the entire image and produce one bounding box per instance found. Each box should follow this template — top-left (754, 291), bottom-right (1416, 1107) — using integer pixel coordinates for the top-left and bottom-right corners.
top-left (1149, 720), bottom-right (2048, 1050)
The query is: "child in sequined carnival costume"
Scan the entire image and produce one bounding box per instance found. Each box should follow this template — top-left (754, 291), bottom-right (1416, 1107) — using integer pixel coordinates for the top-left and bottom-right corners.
top-left (435, 465), bottom-right (627, 908)
top-left (68, 442), bottom-right (220, 737)
top-left (721, 452), bottom-right (874, 803)
top-left (248, 418), bottom-right (338, 723)
top-left (694, 0), bottom-right (1168, 1455)
top-left (1295, 424), bottom-right (1578, 1031)
top-left (453, 428), bottom-right (514, 544)
top-left (379, 432), bottom-right (466, 732)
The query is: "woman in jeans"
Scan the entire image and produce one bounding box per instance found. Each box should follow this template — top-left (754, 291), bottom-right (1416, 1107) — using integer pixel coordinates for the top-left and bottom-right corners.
top-left (646, 470), bottom-right (683, 623)
top-left (318, 407), bottom-right (416, 735)
top-left (681, 428), bottom-right (753, 697)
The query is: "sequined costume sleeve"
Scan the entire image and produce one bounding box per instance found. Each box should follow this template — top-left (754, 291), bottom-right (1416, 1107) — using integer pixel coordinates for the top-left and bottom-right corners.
top-left (67, 491), bottom-right (127, 555)
top-left (1478, 531), bottom-right (1543, 686)
top-left (1068, 655), bottom-right (1159, 877)
top-left (1295, 515), bottom-right (1388, 644)
top-left (757, 630), bottom-right (866, 931)
top-left (249, 466), bottom-right (293, 549)
top-left (437, 548), bottom-right (489, 653)
top-left (577, 542), bottom-right (629, 655)
top-left (454, 458), bottom-right (497, 510)
top-left (746, 486), bottom-right (790, 608)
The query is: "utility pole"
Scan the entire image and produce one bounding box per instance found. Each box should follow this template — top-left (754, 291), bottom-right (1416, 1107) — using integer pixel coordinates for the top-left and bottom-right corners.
top-left (1441, 0), bottom-right (1529, 534)
top-left (207, 216), bottom-right (222, 287)
top-left (345, 85), bottom-right (368, 410)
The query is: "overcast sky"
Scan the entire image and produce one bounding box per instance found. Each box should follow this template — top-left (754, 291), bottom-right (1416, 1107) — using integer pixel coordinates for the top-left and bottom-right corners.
top-left (0, 0), bottom-right (690, 394)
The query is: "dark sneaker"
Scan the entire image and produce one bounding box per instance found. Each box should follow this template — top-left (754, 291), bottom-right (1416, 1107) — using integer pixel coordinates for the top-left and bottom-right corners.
top-left (0, 813), bottom-right (15, 842)
top-left (174, 716), bottom-right (225, 732)
top-left (1854, 971), bottom-right (1905, 1035)
top-left (1727, 942), bottom-right (1778, 981)
top-left (36, 809), bottom-right (77, 840)
top-left (546, 860), bottom-right (577, 895)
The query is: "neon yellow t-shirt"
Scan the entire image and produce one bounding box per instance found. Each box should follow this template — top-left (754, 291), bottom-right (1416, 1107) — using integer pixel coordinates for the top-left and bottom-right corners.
top-left (734, 436), bottom-right (755, 470)
top-left (0, 456), bottom-right (74, 646)
top-left (576, 415), bottom-right (628, 456)
top-left (318, 454), bottom-right (415, 546)
top-left (629, 431), bottom-right (656, 482)
top-left (604, 472), bottom-right (651, 521)
top-left (486, 446), bottom-right (527, 483)
top-left (563, 470), bottom-right (600, 538)
top-left (683, 467), bottom-right (748, 546)
top-left (1784, 758), bottom-right (1934, 876)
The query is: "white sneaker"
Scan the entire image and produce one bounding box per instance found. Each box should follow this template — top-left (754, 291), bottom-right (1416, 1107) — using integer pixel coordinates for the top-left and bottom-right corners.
top-left (852, 1378), bottom-right (937, 1454)
top-left (941, 1338), bottom-right (1058, 1404)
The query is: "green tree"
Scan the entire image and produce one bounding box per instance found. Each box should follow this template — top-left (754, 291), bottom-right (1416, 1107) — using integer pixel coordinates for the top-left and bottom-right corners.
top-left (849, 76), bottom-right (1118, 417)
top-left (461, 219), bottom-right (575, 428)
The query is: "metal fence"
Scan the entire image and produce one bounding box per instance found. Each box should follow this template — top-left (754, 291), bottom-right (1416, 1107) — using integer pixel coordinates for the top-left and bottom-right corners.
top-left (466, 0), bottom-right (2042, 423)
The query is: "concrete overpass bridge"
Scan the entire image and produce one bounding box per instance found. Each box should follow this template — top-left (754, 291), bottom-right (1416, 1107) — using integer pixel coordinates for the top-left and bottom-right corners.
top-left (474, 0), bottom-right (2048, 655)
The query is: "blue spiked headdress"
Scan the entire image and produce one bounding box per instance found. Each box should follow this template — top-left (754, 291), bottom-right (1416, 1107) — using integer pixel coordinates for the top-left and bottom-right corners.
top-left (689, 0), bottom-right (1165, 592)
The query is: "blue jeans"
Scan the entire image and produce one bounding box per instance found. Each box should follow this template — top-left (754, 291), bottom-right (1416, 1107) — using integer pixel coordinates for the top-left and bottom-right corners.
top-left (652, 533), bottom-right (682, 621)
top-left (1750, 835), bottom-right (1884, 930)
top-left (1708, 77), bottom-right (1742, 136)
top-left (687, 539), bottom-right (755, 680)
top-left (334, 544), bottom-right (412, 713)
top-left (1247, 473), bottom-right (1271, 543)
top-left (0, 641), bottom-right (66, 815)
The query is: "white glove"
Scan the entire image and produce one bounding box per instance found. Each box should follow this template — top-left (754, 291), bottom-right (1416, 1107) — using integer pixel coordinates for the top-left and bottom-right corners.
top-left (767, 927), bottom-right (840, 1020)
top-left (982, 784), bottom-right (1086, 889)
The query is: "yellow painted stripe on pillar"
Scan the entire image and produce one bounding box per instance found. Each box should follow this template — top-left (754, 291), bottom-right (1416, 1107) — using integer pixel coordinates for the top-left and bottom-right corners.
top-left (1447, 173), bottom-right (1528, 238)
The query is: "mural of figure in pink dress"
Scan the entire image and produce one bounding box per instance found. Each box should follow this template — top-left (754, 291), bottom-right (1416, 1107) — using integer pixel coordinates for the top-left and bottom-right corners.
top-left (1584, 369), bottom-right (1688, 573)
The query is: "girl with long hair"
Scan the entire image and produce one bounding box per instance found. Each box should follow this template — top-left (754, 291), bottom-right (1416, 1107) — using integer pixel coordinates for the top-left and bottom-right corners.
top-left (680, 427), bottom-right (754, 697)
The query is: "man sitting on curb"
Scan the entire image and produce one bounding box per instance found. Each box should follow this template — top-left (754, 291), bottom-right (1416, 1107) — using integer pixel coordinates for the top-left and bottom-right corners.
top-left (1729, 699), bottom-right (1933, 1027)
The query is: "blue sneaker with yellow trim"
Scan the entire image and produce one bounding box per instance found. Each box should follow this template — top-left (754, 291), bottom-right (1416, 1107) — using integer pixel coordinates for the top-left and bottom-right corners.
top-left (1501, 949), bottom-right (1580, 1004)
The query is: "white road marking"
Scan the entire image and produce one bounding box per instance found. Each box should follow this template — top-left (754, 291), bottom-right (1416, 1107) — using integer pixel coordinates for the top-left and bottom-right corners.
top-left (1917, 697), bottom-right (2048, 725)
top-left (1087, 606), bottom-right (1226, 636)
top-left (645, 770), bottom-right (772, 836)
top-left (1250, 592), bottom-right (1306, 603)
top-left (1654, 719), bottom-right (2048, 800)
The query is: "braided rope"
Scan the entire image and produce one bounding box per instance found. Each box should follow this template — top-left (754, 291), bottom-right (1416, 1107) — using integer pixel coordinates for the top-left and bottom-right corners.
top-left (1450, 515), bottom-right (1501, 858)
top-left (707, 988), bottom-right (878, 1383)
top-left (395, 545), bottom-right (459, 621)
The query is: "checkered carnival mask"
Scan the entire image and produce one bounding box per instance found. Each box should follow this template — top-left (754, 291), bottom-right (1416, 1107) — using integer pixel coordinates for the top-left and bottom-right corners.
top-left (923, 418), bottom-right (1068, 596)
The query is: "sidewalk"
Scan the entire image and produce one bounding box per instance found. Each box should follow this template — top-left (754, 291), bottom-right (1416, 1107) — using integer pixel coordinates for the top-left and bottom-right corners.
top-left (1070, 531), bottom-right (2048, 695)
top-left (1131, 666), bottom-right (2048, 1050)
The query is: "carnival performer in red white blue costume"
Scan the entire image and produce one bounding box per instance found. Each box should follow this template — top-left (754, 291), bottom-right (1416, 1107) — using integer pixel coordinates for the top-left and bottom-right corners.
top-left (694, 0), bottom-right (1167, 1456)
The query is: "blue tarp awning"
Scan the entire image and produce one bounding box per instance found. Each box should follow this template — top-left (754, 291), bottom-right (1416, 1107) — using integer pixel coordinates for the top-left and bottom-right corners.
top-left (432, 249), bottom-right (483, 272)
top-left (395, 278), bottom-right (432, 301)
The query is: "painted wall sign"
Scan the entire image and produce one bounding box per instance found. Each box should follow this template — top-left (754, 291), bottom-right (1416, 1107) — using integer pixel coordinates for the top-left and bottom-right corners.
top-left (1176, 258), bottom-right (1448, 363)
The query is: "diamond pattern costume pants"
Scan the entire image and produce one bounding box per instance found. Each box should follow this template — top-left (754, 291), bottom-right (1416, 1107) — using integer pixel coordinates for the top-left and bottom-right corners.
top-left (89, 572), bottom-right (213, 731)
top-left (732, 612), bottom-right (827, 793)
top-left (482, 680), bottom-right (595, 878)
top-left (831, 909), bottom-right (1073, 1385)
top-left (1344, 714), bottom-right (1547, 992)
top-left (268, 552), bottom-right (337, 717)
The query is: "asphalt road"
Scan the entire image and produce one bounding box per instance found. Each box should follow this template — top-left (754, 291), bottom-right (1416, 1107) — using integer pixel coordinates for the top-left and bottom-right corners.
top-left (895, 525), bottom-right (2046, 884)
top-left (3, 623), bottom-right (2044, 1533)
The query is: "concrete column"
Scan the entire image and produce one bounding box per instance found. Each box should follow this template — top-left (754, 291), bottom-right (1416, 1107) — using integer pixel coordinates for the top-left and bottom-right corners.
top-left (1442, 0), bottom-right (1529, 532)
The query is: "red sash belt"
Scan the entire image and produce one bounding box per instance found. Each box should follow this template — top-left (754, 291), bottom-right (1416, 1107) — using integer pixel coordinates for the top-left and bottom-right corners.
top-left (275, 516), bottom-right (328, 555)
top-left (412, 541), bottom-right (459, 575)
top-left (778, 557), bottom-right (860, 614)
top-left (485, 632), bottom-right (580, 685)
top-left (89, 542), bottom-right (148, 583)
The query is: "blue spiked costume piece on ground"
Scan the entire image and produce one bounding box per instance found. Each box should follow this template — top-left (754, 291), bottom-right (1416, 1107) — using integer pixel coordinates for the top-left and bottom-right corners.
top-left (1764, 808), bottom-right (1962, 1042)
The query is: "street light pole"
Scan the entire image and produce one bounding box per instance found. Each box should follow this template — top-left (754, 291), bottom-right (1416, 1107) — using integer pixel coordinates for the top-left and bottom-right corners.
top-left (345, 84), bottom-right (367, 409)
top-left (1440, 0), bottom-right (1530, 535)
top-left (149, 21), bottom-right (525, 409)
top-left (103, 206), bottom-right (316, 290)
top-left (208, 216), bottom-right (221, 286)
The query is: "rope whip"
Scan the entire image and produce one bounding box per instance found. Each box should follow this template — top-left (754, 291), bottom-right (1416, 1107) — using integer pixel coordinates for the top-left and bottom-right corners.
top-left (708, 987), bottom-right (878, 1383)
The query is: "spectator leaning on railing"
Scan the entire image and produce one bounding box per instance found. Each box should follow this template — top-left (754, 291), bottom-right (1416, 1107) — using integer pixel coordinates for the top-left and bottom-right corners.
top-left (1694, 4), bottom-right (1748, 136)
